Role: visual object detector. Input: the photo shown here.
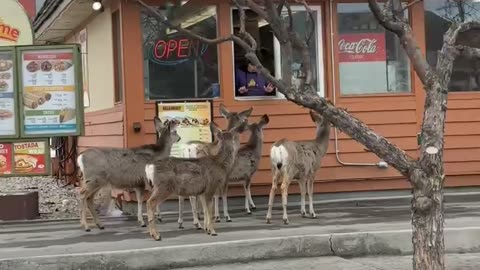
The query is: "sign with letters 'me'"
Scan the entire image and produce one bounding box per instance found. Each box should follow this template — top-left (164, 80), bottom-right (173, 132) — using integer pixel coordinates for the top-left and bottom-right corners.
top-left (0, 0), bottom-right (34, 47)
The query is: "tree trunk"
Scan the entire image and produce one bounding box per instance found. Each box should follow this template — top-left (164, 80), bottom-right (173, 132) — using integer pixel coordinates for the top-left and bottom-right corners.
top-left (411, 174), bottom-right (445, 270)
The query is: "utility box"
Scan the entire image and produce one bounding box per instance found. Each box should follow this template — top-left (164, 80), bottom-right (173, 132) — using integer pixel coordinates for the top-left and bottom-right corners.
top-left (0, 191), bottom-right (39, 221)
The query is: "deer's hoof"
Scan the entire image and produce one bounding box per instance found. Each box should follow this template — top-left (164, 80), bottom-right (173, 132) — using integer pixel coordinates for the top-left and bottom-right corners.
top-left (211, 232), bottom-right (218, 236)
top-left (311, 213), bottom-right (317, 219)
top-left (85, 228), bottom-right (91, 232)
top-left (283, 219), bottom-right (289, 225)
top-left (194, 224), bottom-right (202, 230)
top-left (215, 216), bottom-right (221, 223)
top-left (226, 217), bottom-right (232, 222)
top-left (150, 234), bottom-right (162, 241)
top-left (97, 225), bottom-right (105, 230)
top-left (251, 206), bottom-right (257, 210)
top-left (266, 219), bottom-right (271, 224)
top-left (157, 218), bottom-right (162, 222)
top-left (178, 224), bottom-right (184, 229)
top-left (301, 212), bottom-right (307, 218)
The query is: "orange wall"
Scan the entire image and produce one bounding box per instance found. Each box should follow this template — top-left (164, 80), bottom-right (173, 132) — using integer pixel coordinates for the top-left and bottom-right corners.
top-left (118, 0), bottom-right (480, 201)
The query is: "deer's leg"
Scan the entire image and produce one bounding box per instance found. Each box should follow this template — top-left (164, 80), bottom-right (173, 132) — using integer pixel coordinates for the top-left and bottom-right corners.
top-left (307, 176), bottom-right (317, 219)
top-left (299, 180), bottom-right (307, 218)
top-left (280, 174), bottom-right (291, 225)
top-left (147, 187), bottom-right (169, 241)
top-left (243, 182), bottom-right (251, 214)
top-left (222, 185), bottom-right (231, 222)
top-left (247, 180), bottom-right (256, 210)
top-left (156, 204), bottom-right (162, 222)
top-left (266, 170), bottom-right (280, 224)
top-left (189, 196), bottom-right (202, 229)
top-left (178, 196), bottom-right (185, 229)
top-left (134, 188), bottom-right (146, 227)
top-left (79, 183), bottom-right (98, 232)
top-left (199, 194), bottom-right (209, 234)
top-left (86, 195), bottom-right (104, 230)
top-left (206, 195), bottom-right (217, 236)
top-left (214, 194), bottom-right (221, 223)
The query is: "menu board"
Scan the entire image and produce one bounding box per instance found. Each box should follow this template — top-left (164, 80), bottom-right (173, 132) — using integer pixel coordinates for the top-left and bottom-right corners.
top-left (13, 140), bottom-right (47, 174)
top-left (21, 49), bottom-right (77, 136)
top-left (0, 143), bottom-right (12, 175)
top-left (157, 101), bottom-right (212, 158)
top-left (0, 51), bottom-right (16, 137)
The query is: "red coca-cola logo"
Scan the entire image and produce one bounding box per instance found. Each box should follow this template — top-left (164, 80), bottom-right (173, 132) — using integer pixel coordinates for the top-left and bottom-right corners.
top-left (338, 38), bottom-right (378, 54)
top-left (338, 33), bottom-right (386, 63)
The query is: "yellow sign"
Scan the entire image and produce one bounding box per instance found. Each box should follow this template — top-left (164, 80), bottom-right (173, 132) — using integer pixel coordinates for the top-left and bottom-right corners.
top-left (157, 101), bottom-right (212, 158)
top-left (0, 1), bottom-right (33, 46)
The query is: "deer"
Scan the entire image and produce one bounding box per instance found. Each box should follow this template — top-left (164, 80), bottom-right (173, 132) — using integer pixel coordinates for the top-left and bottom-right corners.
top-left (144, 120), bottom-right (247, 241)
top-left (174, 104), bottom-right (253, 229)
top-left (76, 117), bottom-right (181, 232)
top-left (266, 110), bottom-right (331, 225)
top-left (214, 114), bottom-right (270, 222)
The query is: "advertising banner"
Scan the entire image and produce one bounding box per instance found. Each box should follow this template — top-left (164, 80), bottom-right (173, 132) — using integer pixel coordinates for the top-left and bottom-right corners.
top-left (338, 33), bottom-right (386, 63)
top-left (13, 140), bottom-right (48, 175)
top-left (0, 49), bottom-right (17, 137)
top-left (0, 1), bottom-right (34, 47)
top-left (156, 101), bottom-right (213, 158)
top-left (17, 45), bottom-right (84, 137)
top-left (0, 142), bottom-right (12, 175)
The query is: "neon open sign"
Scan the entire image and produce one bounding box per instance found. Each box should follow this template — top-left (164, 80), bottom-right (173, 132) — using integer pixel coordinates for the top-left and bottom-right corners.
top-left (151, 38), bottom-right (209, 66)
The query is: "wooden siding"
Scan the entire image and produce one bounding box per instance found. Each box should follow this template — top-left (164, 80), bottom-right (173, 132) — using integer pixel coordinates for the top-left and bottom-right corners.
top-left (78, 106), bottom-right (125, 153)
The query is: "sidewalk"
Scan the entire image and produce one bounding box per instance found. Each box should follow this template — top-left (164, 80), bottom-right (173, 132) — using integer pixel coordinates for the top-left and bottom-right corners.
top-left (1, 190), bottom-right (480, 269)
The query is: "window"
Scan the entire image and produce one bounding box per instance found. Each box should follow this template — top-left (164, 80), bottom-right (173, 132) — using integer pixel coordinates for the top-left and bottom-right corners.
top-left (337, 3), bottom-right (411, 95)
top-left (231, 6), bottom-right (323, 99)
top-left (112, 10), bottom-right (123, 103)
top-left (425, 0), bottom-right (480, 92)
top-left (141, 5), bottom-right (220, 100)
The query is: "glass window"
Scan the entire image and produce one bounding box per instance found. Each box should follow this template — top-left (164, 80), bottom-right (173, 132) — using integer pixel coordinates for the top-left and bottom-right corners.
top-left (337, 3), bottom-right (411, 95)
top-left (141, 5), bottom-right (220, 100)
top-left (425, 0), bottom-right (480, 92)
top-left (231, 6), bottom-right (323, 99)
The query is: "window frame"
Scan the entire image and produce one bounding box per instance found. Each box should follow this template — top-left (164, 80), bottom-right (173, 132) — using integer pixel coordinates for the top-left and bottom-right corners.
top-left (230, 5), bottom-right (325, 101)
top-left (140, 5), bottom-right (222, 101)
top-left (333, 1), bottom-right (415, 98)
top-left (112, 9), bottom-right (124, 104)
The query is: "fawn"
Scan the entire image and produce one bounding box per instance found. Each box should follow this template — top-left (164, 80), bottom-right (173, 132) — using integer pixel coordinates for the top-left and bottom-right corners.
top-left (144, 120), bottom-right (247, 241)
top-left (266, 110), bottom-right (331, 225)
top-left (77, 117), bottom-right (180, 231)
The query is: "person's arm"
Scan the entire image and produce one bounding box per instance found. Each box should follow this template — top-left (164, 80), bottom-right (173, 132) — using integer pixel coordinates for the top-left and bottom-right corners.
top-left (235, 69), bottom-right (248, 96)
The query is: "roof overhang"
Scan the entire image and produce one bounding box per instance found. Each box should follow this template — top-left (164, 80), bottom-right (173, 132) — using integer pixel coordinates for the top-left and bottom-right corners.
top-left (34, 0), bottom-right (100, 44)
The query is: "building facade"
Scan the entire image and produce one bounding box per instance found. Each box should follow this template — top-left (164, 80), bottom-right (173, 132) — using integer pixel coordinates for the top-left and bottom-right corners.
top-left (33, 0), bottom-right (480, 202)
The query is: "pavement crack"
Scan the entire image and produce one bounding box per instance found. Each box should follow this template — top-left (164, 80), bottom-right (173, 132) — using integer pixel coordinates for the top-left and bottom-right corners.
top-left (328, 234), bottom-right (336, 256)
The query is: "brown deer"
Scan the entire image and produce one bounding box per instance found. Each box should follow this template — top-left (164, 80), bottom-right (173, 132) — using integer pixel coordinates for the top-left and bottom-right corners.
top-left (266, 111), bottom-right (331, 225)
top-left (144, 120), bottom-right (247, 241)
top-left (214, 114), bottom-right (270, 222)
top-left (175, 104), bottom-right (253, 229)
top-left (77, 117), bottom-right (180, 231)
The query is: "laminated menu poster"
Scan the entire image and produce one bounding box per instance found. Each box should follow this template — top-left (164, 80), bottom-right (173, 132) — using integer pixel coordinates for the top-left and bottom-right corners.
top-left (0, 143), bottom-right (12, 175)
top-left (21, 49), bottom-right (77, 135)
top-left (0, 51), bottom-right (16, 137)
top-left (157, 101), bottom-right (212, 158)
top-left (13, 141), bottom-right (47, 174)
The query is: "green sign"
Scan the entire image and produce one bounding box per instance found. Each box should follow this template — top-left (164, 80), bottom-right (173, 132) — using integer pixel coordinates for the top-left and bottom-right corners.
top-left (17, 44), bottom-right (84, 137)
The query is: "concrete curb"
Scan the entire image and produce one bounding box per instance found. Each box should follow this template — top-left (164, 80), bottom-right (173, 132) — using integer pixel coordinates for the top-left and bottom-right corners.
top-left (2, 227), bottom-right (480, 270)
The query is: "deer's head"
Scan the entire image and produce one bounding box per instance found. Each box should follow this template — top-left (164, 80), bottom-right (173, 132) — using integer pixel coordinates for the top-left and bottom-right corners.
top-left (247, 114), bottom-right (269, 134)
top-left (210, 119), bottom-right (247, 153)
top-left (154, 116), bottom-right (181, 144)
top-left (219, 103), bottom-right (253, 130)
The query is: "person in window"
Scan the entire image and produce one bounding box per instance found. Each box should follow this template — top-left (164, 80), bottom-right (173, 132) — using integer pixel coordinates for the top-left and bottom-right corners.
top-left (235, 60), bottom-right (276, 97)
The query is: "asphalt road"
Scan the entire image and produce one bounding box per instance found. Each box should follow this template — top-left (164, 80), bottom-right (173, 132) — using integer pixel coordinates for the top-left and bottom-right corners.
top-left (177, 253), bottom-right (480, 270)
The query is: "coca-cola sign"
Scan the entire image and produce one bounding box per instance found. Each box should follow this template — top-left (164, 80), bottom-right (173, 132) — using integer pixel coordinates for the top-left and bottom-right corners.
top-left (338, 33), bottom-right (386, 62)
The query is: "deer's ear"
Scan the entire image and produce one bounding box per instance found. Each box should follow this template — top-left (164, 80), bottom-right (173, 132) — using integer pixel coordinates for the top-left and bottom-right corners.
top-left (309, 110), bottom-right (323, 123)
top-left (210, 121), bottom-right (222, 136)
top-left (219, 103), bottom-right (230, 119)
top-left (259, 114), bottom-right (269, 126)
top-left (154, 117), bottom-right (164, 133)
top-left (239, 107), bottom-right (253, 118)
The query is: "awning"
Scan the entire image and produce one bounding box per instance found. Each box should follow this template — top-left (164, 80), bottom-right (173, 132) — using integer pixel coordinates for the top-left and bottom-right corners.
top-left (33, 0), bottom-right (98, 44)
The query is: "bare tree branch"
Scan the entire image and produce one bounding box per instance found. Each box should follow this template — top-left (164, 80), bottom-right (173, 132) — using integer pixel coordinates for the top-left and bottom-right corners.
top-left (368, 0), bottom-right (404, 34)
top-left (401, 0), bottom-right (423, 12)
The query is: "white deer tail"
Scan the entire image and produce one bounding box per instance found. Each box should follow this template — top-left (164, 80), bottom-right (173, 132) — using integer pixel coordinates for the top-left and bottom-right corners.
top-left (145, 164), bottom-right (155, 188)
top-left (270, 145), bottom-right (288, 170)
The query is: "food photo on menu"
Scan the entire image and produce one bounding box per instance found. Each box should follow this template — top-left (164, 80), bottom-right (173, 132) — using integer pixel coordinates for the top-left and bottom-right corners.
top-left (0, 54), bottom-right (16, 137)
top-left (22, 50), bottom-right (77, 134)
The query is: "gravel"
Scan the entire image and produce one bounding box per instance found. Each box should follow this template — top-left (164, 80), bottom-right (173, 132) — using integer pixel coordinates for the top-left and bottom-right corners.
top-left (0, 176), bottom-right (114, 220)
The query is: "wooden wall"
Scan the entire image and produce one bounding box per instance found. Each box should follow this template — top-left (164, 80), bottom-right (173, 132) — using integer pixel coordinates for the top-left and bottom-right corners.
top-left (77, 106), bottom-right (124, 153)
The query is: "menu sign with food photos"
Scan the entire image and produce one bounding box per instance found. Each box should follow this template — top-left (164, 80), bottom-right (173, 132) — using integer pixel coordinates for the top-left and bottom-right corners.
top-left (156, 101), bottom-right (213, 158)
top-left (13, 140), bottom-right (49, 175)
top-left (0, 50), bottom-right (16, 137)
top-left (18, 46), bottom-right (84, 137)
top-left (0, 143), bottom-right (12, 175)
